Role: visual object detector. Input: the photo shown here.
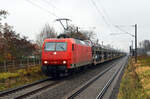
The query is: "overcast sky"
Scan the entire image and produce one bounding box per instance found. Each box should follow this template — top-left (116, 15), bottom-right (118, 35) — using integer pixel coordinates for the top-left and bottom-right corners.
top-left (1, 0), bottom-right (150, 52)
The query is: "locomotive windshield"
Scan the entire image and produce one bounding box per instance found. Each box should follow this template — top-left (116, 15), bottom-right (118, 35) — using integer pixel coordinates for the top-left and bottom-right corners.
top-left (44, 42), bottom-right (67, 51)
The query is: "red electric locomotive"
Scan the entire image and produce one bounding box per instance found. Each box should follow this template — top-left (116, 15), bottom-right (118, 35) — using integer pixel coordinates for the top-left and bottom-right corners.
top-left (41, 38), bottom-right (92, 77)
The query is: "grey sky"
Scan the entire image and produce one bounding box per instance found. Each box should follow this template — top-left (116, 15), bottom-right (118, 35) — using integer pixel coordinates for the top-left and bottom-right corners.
top-left (1, 0), bottom-right (150, 52)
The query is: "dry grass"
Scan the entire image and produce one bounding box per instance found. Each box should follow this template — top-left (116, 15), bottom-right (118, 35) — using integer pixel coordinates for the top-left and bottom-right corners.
top-left (135, 56), bottom-right (150, 96)
top-left (0, 65), bottom-right (47, 91)
top-left (136, 66), bottom-right (150, 74)
top-left (118, 57), bottom-right (149, 99)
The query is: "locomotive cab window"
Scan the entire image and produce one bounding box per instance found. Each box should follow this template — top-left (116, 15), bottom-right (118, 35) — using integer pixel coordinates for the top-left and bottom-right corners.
top-left (44, 42), bottom-right (67, 51)
top-left (56, 42), bottom-right (67, 51)
top-left (44, 42), bottom-right (55, 51)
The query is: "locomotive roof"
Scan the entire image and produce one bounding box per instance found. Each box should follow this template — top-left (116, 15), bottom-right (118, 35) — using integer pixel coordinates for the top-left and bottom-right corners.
top-left (44, 38), bottom-right (74, 42)
top-left (44, 38), bottom-right (92, 46)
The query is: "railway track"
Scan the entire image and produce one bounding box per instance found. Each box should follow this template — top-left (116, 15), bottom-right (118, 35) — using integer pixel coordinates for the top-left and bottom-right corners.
top-left (67, 57), bottom-right (128, 99)
top-left (0, 77), bottom-right (60, 99)
top-left (0, 57), bottom-right (127, 99)
top-left (96, 58), bottom-right (128, 99)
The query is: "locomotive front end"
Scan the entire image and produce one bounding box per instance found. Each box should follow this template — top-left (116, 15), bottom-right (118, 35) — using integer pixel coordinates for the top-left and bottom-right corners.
top-left (41, 39), bottom-right (72, 77)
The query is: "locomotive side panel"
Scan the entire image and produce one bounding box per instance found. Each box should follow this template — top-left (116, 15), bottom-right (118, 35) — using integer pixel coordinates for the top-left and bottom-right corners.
top-left (71, 40), bottom-right (92, 68)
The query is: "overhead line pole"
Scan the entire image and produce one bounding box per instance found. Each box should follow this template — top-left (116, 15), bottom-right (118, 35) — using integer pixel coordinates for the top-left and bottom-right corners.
top-left (131, 40), bottom-right (133, 49)
top-left (110, 24), bottom-right (138, 63)
top-left (135, 24), bottom-right (137, 63)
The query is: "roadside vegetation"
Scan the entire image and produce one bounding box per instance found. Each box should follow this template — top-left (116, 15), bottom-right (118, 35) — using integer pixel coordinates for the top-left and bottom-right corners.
top-left (0, 10), bottom-right (47, 91)
top-left (0, 65), bottom-right (47, 91)
top-left (0, 9), bottom-right (101, 92)
top-left (118, 56), bottom-right (150, 99)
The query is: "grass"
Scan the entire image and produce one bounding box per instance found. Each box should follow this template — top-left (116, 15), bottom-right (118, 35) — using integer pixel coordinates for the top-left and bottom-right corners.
top-left (117, 56), bottom-right (149, 99)
top-left (135, 56), bottom-right (150, 96)
top-left (0, 65), bottom-right (47, 91)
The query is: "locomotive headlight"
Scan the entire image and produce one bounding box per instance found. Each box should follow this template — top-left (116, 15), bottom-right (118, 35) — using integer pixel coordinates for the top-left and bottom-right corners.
top-left (63, 61), bottom-right (66, 64)
top-left (44, 61), bottom-right (48, 64)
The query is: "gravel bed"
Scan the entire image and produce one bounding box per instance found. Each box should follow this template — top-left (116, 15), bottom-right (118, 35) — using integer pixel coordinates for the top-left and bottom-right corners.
top-left (73, 58), bottom-right (127, 99)
top-left (109, 57), bottom-right (128, 99)
top-left (29, 58), bottom-right (123, 99)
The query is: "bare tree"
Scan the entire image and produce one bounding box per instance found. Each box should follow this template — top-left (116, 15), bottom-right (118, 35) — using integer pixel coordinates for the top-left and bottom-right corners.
top-left (80, 30), bottom-right (96, 41)
top-left (0, 10), bottom-right (8, 21)
top-left (62, 25), bottom-right (96, 41)
top-left (36, 24), bottom-right (57, 48)
top-left (141, 40), bottom-right (150, 52)
top-left (0, 10), bottom-right (36, 61)
top-left (138, 40), bottom-right (150, 55)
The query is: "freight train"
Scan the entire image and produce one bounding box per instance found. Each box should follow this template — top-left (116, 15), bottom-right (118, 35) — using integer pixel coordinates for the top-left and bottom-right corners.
top-left (41, 38), bottom-right (125, 77)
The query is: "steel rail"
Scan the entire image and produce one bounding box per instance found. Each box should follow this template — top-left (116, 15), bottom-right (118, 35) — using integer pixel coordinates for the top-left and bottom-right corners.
top-left (67, 60), bottom-right (119, 99)
top-left (16, 59), bottom-right (119, 99)
top-left (15, 81), bottom-right (60, 99)
top-left (0, 77), bottom-right (52, 97)
top-left (96, 58), bottom-right (128, 99)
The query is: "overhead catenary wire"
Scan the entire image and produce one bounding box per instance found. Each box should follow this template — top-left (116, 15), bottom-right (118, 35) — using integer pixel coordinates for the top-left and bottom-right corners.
top-left (90, 0), bottom-right (112, 30)
top-left (39, 0), bottom-right (71, 19)
top-left (39, 0), bottom-right (65, 14)
top-left (97, 0), bottom-right (113, 26)
top-left (41, 0), bottom-right (57, 9)
top-left (90, 0), bottom-right (132, 49)
top-left (93, 0), bottom-right (135, 53)
top-left (90, 0), bottom-right (114, 43)
top-left (25, 0), bottom-right (59, 18)
top-left (25, 0), bottom-right (75, 32)
top-left (96, 0), bottom-right (121, 33)
top-left (114, 26), bottom-right (135, 37)
top-left (96, 0), bottom-right (133, 35)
